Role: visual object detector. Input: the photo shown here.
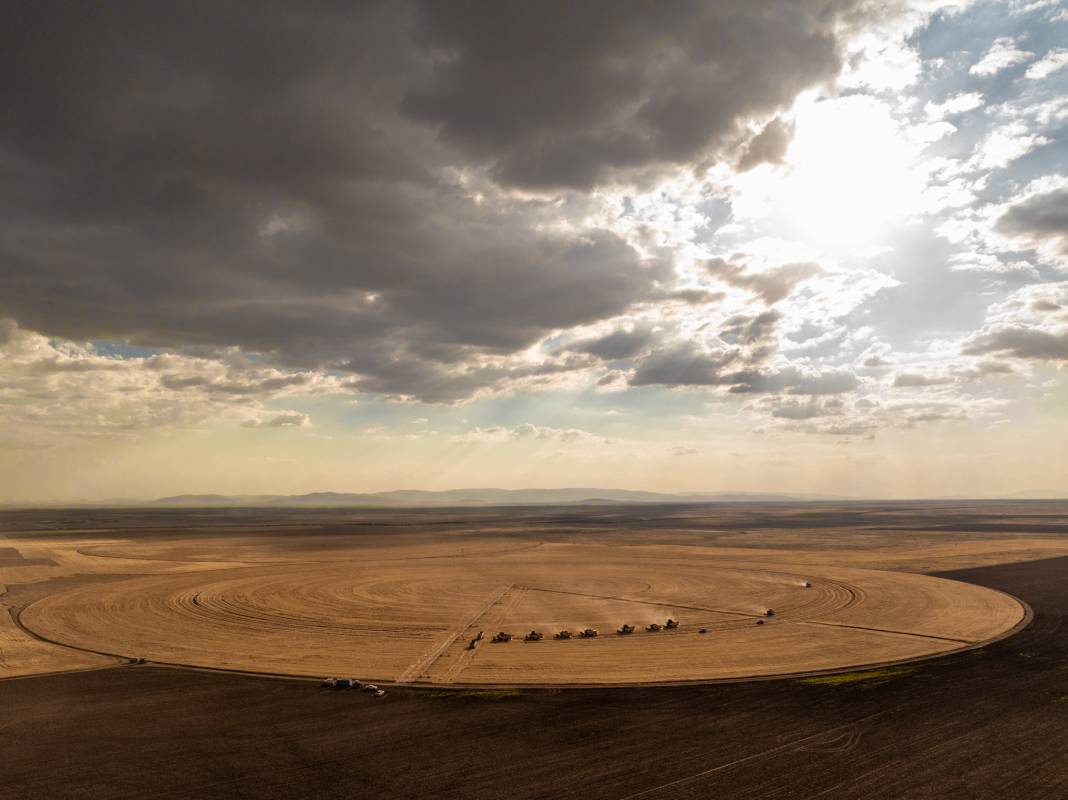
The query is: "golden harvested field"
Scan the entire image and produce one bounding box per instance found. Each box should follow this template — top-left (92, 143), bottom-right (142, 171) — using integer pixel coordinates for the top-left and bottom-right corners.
top-left (3, 503), bottom-right (1058, 686)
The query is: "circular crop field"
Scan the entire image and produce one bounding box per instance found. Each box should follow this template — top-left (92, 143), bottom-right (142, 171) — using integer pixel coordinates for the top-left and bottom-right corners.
top-left (20, 543), bottom-right (1026, 685)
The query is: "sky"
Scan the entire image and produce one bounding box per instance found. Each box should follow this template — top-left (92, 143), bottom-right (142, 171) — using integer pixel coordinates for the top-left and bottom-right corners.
top-left (2, 0), bottom-right (1067, 503)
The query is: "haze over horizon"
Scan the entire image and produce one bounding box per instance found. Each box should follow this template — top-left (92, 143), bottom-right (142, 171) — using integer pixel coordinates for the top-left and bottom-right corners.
top-left (3, 1), bottom-right (1068, 504)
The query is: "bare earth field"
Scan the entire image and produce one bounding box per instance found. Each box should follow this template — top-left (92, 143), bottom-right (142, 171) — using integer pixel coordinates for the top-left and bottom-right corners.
top-left (3, 502), bottom-right (1068, 797)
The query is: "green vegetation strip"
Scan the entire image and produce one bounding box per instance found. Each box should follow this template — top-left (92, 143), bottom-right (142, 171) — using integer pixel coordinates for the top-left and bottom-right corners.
top-left (425, 689), bottom-right (524, 699)
top-left (799, 667), bottom-right (916, 687)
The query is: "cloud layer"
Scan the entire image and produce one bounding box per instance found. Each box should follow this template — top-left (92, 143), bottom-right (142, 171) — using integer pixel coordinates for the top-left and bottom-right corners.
top-left (2, 1), bottom-right (1068, 500)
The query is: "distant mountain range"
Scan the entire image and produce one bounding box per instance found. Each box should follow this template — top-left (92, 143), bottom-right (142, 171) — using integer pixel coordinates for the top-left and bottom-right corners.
top-left (148, 488), bottom-right (856, 508)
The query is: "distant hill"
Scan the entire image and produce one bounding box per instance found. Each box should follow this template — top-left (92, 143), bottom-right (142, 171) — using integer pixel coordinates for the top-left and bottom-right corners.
top-left (149, 488), bottom-right (853, 508)
top-left (1003, 489), bottom-right (1067, 500)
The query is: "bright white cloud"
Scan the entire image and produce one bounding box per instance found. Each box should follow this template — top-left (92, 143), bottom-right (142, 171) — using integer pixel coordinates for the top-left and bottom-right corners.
top-left (924, 92), bottom-right (985, 119)
top-left (970, 36), bottom-right (1034, 76)
top-left (241, 412), bottom-right (312, 429)
top-left (451, 424), bottom-right (602, 445)
top-left (0, 320), bottom-right (338, 445)
top-left (1025, 48), bottom-right (1068, 78)
top-left (969, 122), bottom-right (1049, 170)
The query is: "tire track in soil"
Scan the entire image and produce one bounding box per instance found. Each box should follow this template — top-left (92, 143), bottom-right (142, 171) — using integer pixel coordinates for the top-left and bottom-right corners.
top-left (797, 619), bottom-right (974, 645)
top-left (616, 710), bottom-right (890, 800)
top-left (395, 583), bottom-right (512, 684)
top-left (435, 585), bottom-right (530, 684)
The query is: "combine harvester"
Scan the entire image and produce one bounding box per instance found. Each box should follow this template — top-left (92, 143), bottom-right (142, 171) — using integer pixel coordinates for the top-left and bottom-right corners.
top-left (579, 628), bottom-right (598, 638)
top-left (524, 630), bottom-right (543, 642)
top-left (646, 623), bottom-right (662, 632)
top-left (492, 631), bottom-right (512, 643)
top-left (554, 630), bottom-right (572, 640)
top-left (665, 618), bottom-right (679, 629)
top-left (617, 624), bottom-right (635, 635)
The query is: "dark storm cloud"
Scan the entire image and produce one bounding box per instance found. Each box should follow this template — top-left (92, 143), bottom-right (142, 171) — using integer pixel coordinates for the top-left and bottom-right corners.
top-left (706, 259), bottom-right (822, 305)
top-left (963, 327), bottom-right (1068, 360)
top-left (719, 311), bottom-right (783, 346)
top-left (628, 300), bottom-right (859, 396)
top-left (340, 353), bottom-right (593, 405)
top-left (405, 1), bottom-right (862, 189)
top-left (629, 343), bottom-right (742, 387)
top-left (767, 397), bottom-right (843, 419)
top-left (565, 326), bottom-right (655, 361)
top-left (892, 372), bottom-right (955, 387)
top-left (781, 371), bottom-right (860, 396)
top-left (658, 288), bottom-right (728, 305)
top-left (996, 188), bottom-right (1068, 255)
top-left (1032, 300), bottom-right (1062, 312)
top-left (737, 118), bottom-right (795, 172)
top-left (159, 372), bottom-right (315, 396)
top-left (0, 1), bottom-right (874, 402)
top-left (628, 340), bottom-right (859, 396)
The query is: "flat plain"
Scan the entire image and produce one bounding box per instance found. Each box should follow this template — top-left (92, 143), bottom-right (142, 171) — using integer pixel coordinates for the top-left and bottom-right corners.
top-left (3, 502), bottom-right (1068, 798)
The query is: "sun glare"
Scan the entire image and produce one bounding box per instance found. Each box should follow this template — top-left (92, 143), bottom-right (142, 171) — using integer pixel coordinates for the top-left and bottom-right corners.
top-left (735, 95), bottom-right (923, 251)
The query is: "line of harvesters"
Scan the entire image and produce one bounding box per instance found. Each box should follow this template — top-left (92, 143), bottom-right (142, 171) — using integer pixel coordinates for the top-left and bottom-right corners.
top-left (479, 618), bottom-right (684, 644)
top-left (475, 608), bottom-right (781, 645)
top-left (463, 595), bottom-right (793, 652)
top-left (319, 585), bottom-right (805, 690)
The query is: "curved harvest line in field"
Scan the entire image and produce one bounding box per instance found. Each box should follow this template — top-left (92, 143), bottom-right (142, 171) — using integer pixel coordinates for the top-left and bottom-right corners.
top-left (18, 544), bottom-right (1028, 687)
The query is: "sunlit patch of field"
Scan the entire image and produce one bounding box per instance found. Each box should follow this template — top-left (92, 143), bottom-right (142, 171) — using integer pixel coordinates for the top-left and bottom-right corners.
top-left (13, 538), bottom-right (1025, 686)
